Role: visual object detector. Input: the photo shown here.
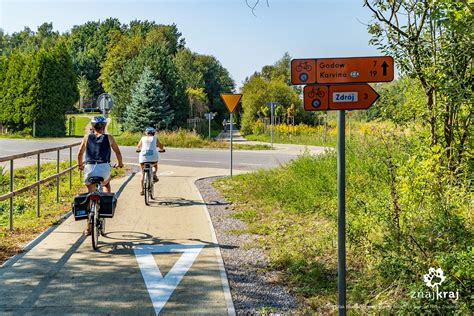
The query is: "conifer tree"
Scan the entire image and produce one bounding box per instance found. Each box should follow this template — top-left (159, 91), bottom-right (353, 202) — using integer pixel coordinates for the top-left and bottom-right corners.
top-left (124, 67), bottom-right (174, 132)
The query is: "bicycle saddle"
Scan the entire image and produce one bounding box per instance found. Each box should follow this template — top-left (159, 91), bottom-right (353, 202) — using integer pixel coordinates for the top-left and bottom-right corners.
top-left (88, 176), bottom-right (104, 184)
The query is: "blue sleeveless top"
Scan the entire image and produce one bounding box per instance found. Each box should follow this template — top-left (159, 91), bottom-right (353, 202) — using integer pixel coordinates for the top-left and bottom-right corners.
top-left (85, 133), bottom-right (111, 164)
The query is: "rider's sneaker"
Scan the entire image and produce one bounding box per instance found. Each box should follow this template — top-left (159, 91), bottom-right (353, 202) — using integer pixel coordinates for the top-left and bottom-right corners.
top-left (153, 175), bottom-right (159, 182)
top-left (140, 191), bottom-right (144, 196)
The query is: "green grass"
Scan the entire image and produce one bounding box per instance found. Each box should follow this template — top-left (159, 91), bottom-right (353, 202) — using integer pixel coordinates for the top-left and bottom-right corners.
top-left (115, 129), bottom-right (271, 150)
top-left (245, 132), bottom-right (336, 147)
top-left (0, 162), bottom-right (125, 263)
top-left (214, 127), bottom-right (473, 314)
top-left (65, 114), bottom-right (123, 137)
top-left (66, 115), bottom-right (91, 136)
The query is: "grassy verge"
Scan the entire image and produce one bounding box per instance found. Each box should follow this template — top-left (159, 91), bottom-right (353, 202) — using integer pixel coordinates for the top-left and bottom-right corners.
top-left (0, 162), bottom-right (125, 264)
top-left (115, 130), bottom-right (271, 150)
top-left (244, 121), bottom-right (388, 147)
top-left (65, 114), bottom-right (122, 137)
top-left (66, 115), bottom-right (91, 136)
top-left (245, 133), bottom-right (335, 147)
top-left (214, 125), bottom-right (472, 314)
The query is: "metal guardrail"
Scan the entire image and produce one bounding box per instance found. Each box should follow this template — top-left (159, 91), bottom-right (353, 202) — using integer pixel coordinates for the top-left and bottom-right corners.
top-left (0, 142), bottom-right (81, 230)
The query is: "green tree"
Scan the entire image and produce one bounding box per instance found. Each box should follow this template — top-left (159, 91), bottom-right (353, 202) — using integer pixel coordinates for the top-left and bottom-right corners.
top-left (66, 19), bottom-right (122, 97)
top-left (365, 0), bottom-right (473, 169)
top-left (0, 28), bottom-right (7, 55)
top-left (34, 22), bottom-right (59, 49)
top-left (260, 52), bottom-right (292, 85)
top-left (174, 49), bottom-right (235, 121)
top-left (0, 23), bottom-right (59, 55)
top-left (124, 67), bottom-right (174, 132)
top-left (240, 71), bottom-right (301, 135)
top-left (35, 42), bottom-right (79, 136)
top-left (174, 48), bottom-right (205, 89)
top-left (77, 74), bottom-right (92, 110)
top-left (0, 43), bottom-right (78, 136)
top-left (372, 77), bottom-right (427, 124)
top-left (197, 54), bottom-right (235, 117)
top-left (106, 42), bottom-right (188, 126)
top-left (187, 87), bottom-right (208, 117)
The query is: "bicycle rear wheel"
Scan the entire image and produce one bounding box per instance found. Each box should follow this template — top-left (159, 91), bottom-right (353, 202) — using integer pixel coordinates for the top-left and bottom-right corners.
top-left (144, 172), bottom-right (150, 205)
top-left (91, 201), bottom-right (99, 250)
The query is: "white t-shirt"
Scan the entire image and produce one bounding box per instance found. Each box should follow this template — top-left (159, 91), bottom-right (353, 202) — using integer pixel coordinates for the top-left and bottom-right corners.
top-left (139, 135), bottom-right (159, 163)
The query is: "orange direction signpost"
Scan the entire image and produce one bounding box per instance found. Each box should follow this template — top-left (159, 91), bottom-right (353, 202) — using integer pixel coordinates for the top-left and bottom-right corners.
top-left (292, 55), bottom-right (394, 316)
top-left (291, 56), bottom-right (394, 85)
top-left (329, 84), bottom-right (379, 110)
top-left (221, 93), bottom-right (242, 113)
top-left (291, 59), bottom-right (317, 85)
top-left (303, 84), bottom-right (379, 111)
top-left (316, 56), bottom-right (394, 84)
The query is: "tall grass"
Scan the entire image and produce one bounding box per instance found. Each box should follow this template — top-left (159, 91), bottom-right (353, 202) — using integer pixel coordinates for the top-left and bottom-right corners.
top-left (214, 125), bottom-right (472, 314)
top-left (245, 121), bottom-right (384, 147)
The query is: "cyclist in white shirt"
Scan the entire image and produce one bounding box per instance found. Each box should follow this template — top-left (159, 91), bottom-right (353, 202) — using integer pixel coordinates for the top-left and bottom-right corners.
top-left (136, 127), bottom-right (165, 195)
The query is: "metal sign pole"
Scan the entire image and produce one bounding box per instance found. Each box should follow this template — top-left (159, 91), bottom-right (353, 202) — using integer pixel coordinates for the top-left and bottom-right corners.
top-left (208, 115), bottom-right (211, 138)
top-left (230, 113), bottom-right (233, 177)
top-left (270, 103), bottom-right (274, 149)
top-left (337, 109), bottom-right (346, 316)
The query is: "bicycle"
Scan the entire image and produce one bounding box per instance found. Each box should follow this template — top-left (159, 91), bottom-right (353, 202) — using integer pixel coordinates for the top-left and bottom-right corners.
top-left (138, 149), bottom-right (165, 205)
top-left (308, 87), bottom-right (325, 98)
top-left (296, 61), bottom-right (312, 72)
top-left (87, 176), bottom-right (106, 250)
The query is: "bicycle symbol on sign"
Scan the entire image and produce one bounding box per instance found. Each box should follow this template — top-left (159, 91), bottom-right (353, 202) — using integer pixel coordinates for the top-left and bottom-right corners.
top-left (296, 61), bottom-right (312, 72)
top-left (308, 87), bottom-right (325, 98)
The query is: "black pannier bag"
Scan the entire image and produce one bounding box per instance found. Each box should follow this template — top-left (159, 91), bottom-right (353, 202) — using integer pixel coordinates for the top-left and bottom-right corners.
top-left (99, 192), bottom-right (117, 218)
top-left (72, 193), bottom-right (89, 220)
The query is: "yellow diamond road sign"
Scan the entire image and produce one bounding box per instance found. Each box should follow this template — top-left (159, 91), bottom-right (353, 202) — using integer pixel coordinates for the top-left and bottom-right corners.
top-left (221, 93), bottom-right (242, 113)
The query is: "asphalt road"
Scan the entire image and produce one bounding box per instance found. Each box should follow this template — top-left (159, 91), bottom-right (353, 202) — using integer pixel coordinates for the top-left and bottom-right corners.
top-left (0, 138), bottom-right (315, 170)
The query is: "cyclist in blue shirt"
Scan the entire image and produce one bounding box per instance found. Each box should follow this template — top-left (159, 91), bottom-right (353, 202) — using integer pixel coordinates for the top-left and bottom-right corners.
top-left (78, 116), bottom-right (123, 234)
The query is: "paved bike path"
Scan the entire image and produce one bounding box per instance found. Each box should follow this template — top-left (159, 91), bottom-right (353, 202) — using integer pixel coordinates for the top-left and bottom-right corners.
top-left (0, 165), bottom-right (241, 315)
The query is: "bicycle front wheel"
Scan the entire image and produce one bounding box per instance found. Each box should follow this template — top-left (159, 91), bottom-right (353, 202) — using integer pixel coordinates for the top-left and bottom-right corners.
top-left (91, 201), bottom-right (100, 250)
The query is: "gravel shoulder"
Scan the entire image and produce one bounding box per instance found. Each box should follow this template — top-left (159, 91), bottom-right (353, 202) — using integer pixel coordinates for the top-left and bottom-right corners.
top-left (196, 177), bottom-right (299, 315)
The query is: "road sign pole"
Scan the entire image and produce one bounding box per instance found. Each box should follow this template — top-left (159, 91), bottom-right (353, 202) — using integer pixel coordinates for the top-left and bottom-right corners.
top-left (230, 113), bottom-right (233, 177)
top-left (337, 110), bottom-right (346, 316)
top-left (208, 115), bottom-right (211, 139)
top-left (270, 104), bottom-right (274, 149)
top-left (220, 93), bottom-right (242, 177)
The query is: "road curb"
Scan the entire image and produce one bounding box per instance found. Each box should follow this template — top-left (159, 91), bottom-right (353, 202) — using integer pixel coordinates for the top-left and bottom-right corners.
top-left (194, 176), bottom-right (236, 316)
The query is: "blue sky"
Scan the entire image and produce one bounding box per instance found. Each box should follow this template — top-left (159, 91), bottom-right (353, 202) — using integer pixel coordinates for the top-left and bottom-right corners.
top-left (0, 0), bottom-right (380, 88)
